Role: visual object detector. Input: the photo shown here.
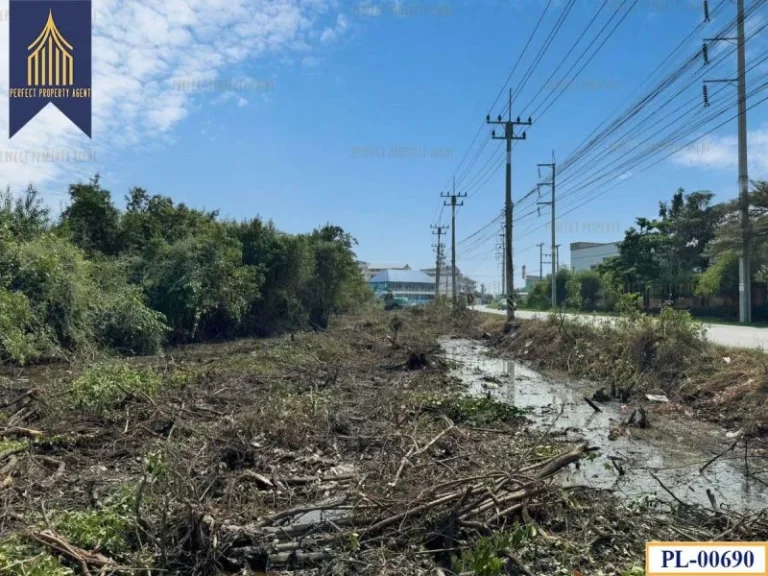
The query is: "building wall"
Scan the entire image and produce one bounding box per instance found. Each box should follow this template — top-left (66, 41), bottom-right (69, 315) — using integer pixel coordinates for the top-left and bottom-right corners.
top-left (525, 276), bottom-right (544, 292)
top-left (571, 243), bottom-right (620, 272)
top-left (420, 267), bottom-right (476, 299)
top-left (370, 281), bottom-right (435, 304)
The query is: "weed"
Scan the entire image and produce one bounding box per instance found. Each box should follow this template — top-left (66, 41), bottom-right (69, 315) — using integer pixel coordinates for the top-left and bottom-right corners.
top-left (0, 536), bottom-right (73, 576)
top-left (0, 439), bottom-right (28, 453)
top-left (69, 362), bottom-right (162, 413)
top-left (451, 526), bottom-right (535, 576)
top-left (423, 394), bottom-right (527, 426)
top-left (53, 489), bottom-right (136, 556)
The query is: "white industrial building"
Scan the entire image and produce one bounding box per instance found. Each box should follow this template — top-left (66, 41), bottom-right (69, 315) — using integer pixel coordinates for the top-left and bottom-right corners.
top-left (357, 262), bottom-right (411, 282)
top-left (570, 241), bottom-right (621, 272)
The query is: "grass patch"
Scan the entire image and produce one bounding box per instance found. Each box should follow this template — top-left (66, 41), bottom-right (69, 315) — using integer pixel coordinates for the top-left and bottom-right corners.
top-left (70, 362), bottom-right (162, 413)
top-left (0, 537), bottom-right (73, 576)
top-left (53, 488), bottom-right (137, 557)
top-left (422, 394), bottom-right (527, 426)
top-left (0, 439), bottom-right (28, 454)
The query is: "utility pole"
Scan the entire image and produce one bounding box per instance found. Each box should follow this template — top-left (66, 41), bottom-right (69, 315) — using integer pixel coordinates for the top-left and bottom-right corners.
top-left (555, 245), bottom-right (561, 273)
top-left (487, 90), bottom-right (532, 326)
top-left (537, 155), bottom-right (556, 308)
top-left (499, 232), bottom-right (506, 296)
top-left (431, 225), bottom-right (449, 301)
top-left (537, 242), bottom-right (545, 281)
top-left (442, 178), bottom-right (466, 306)
top-left (703, 0), bottom-right (751, 323)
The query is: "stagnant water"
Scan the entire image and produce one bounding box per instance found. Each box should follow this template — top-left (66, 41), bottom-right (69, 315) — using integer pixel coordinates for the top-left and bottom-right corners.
top-left (440, 337), bottom-right (768, 512)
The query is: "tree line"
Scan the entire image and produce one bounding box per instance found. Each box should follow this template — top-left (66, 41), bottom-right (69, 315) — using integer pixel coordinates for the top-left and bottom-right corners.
top-left (0, 176), bottom-right (371, 364)
top-left (525, 182), bottom-right (768, 319)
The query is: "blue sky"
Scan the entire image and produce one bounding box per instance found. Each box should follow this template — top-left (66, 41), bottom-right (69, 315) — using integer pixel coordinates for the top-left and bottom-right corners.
top-left (2, 0), bottom-right (768, 293)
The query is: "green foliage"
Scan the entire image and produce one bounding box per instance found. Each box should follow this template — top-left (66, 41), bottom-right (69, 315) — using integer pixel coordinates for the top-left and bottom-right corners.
top-left (0, 185), bottom-right (49, 241)
top-left (70, 363), bottom-right (162, 413)
top-left (0, 289), bottom-right (54, 363)
top-left (451, 527), bottom-right (535, 576)
top-left (565, 275), bottom-right (584, 310)
top-left (54, 508), bottom-right (132, 556)
top-left (0, 233), bottom-right (98, 350)
top-left (696, 250), bottom-right (739, 298)
top-left (141, 227), bottom-right (262, 342)
top-left (53, 488), bottom-right (136, 557)
top-left (0, 178), bottom-right (373, 361)
top-left (59, 175), bottom-right (122, 255)
top-left (623, 567), bottom-right (645, 576)
top-left (0, 537), bottom-right (73, 576)
top-left (94, 287), bottom-right (168, 355)
top-left (423, 394), bottom-right (527, 425)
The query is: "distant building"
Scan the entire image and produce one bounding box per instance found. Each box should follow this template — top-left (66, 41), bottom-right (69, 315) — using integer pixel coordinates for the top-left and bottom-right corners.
top-left (369, 269), bottom-right (436, 304)
top-left (358, 262), bottom-right (411, 282)
top-left (570, 241), bottom-right (621, 272)
top-left (524, 275), bottom-right (544, 292)
top-left (420, 267), bottom-right (476, 299)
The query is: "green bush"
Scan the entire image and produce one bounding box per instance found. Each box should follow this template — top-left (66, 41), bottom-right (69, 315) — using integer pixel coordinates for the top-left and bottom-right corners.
top-left (70, 363), bottom-right (162, 413)
top-left (0, 233), bottom-right (98, 350)
top-left (95, 288), bottom-right (168, 355)
top-left (0, 290), bottom-right (54, 363)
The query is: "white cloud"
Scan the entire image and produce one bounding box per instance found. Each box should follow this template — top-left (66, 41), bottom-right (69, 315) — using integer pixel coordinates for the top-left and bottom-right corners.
top-left (0, 0), bottom-right (347, 197)
top-left (671, 129), bottom-right (768, 177)
top-left (320, 13), bottom-right (348, 43)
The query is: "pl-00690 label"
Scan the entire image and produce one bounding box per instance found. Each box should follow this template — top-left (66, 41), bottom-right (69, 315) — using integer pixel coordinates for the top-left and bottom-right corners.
top-left (647, 542), bottom-right (768, 575)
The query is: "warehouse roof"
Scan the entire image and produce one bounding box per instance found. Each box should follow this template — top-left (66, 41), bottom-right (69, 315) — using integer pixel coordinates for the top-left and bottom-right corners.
top-left (369, 269), bottom-right (436, 284)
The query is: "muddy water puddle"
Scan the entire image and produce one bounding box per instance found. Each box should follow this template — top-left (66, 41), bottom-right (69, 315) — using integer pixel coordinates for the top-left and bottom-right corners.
top-left (440, 337), bottom-right (768, 511)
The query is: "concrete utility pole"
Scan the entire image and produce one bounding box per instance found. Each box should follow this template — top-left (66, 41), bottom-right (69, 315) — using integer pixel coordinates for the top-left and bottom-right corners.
top-left (487, 90), bottom-right (532, 325)
top-left (537, 242), bottom-right (545, 281)
top-left (555, 245), bottom-right (561, 272)
top-left (537, 156), bottom-right (556, 308)
top-left (441, 177), bottom-right (466, 307)
top-left (703, 0), bottom-right (751, 323)
top-left (499, 231), bottom-right (506, 296)
top-left (431, 225), bottom-right (449, 300)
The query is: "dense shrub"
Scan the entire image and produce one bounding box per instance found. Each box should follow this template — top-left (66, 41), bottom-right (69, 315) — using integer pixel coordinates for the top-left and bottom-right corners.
top-left (70, 363), bottom-right (162, 413)
top-left (0, 178), bottom-right (373, 363)
top-left (0, 290), bottom-right (54, 363)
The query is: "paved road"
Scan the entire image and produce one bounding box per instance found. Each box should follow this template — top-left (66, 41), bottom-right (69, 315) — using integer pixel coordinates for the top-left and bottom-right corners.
top-left (474, 305), bottom-right (768, 351)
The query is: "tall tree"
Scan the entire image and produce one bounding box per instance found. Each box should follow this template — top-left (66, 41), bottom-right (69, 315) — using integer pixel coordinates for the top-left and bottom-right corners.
top-left (60, 175), bottom-right (122, 255)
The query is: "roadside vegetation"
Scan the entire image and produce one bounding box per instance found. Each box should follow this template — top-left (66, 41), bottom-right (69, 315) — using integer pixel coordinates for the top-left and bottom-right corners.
top-left (493, 301), bottom-right (768, 433)
top-left (0, 178), bottom-right (371, 365)
top-left (523, 183), bottom-right (768, 322)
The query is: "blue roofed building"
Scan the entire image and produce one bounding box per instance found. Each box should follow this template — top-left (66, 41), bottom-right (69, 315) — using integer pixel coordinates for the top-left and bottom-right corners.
top-left (368, 269), bottom-right (436, 305)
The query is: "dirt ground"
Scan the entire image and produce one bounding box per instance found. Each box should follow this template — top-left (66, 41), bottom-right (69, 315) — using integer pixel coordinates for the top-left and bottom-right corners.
top-left (0, 306), bottom-right (766, 576)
